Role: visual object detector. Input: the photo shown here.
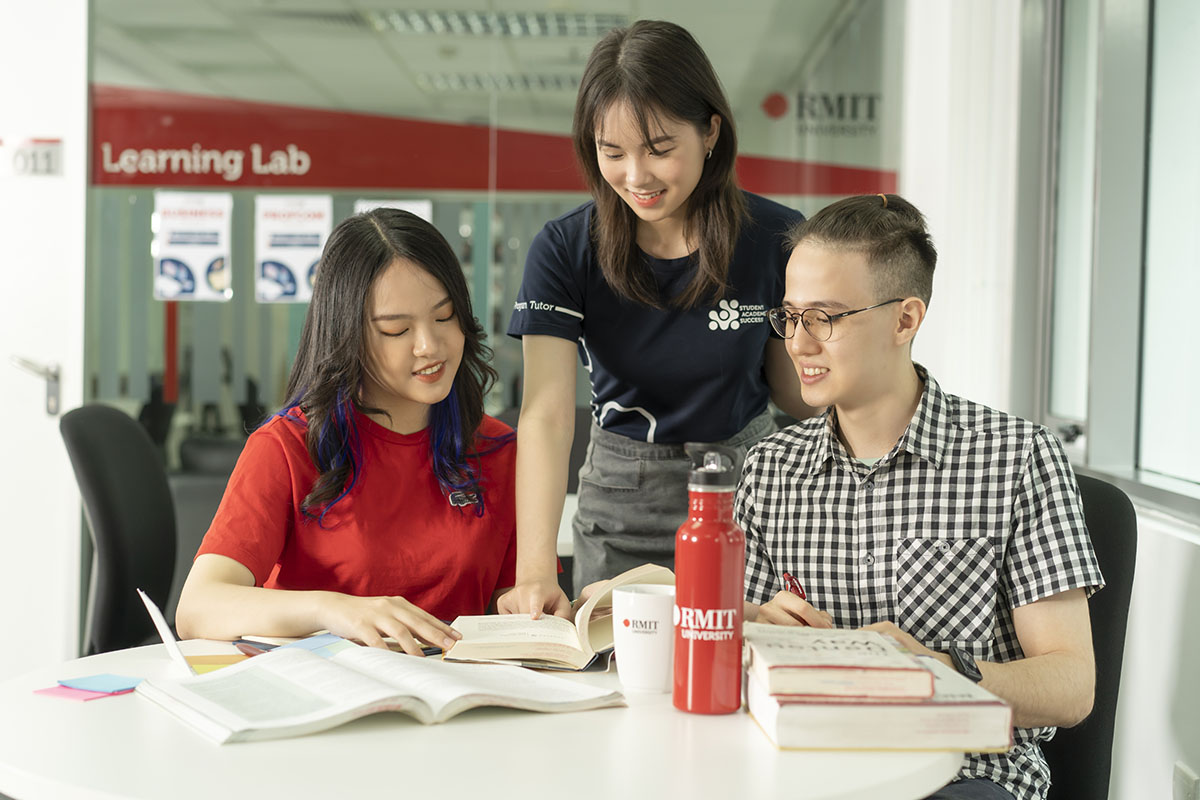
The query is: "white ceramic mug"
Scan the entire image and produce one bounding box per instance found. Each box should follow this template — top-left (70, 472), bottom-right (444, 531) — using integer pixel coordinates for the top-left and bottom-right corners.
top-left (611, 584), bottom-right (676, 693)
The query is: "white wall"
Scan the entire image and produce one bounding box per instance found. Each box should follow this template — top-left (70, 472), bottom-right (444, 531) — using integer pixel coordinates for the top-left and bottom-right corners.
top-left (1110, 510), bottom-right (1200, 800)
top-left (899, 0), bottom-right (1020, 413)
top-left (0, 0), bottom-right (89, 679)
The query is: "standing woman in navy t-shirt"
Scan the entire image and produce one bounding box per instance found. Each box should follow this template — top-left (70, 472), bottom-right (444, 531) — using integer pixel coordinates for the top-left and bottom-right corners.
top-left (499, 20), bottom-right (816, 617)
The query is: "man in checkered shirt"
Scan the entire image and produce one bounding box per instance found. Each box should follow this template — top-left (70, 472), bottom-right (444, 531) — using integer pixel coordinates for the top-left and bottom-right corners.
top-left (738, 194), bottom-right (1104, 800)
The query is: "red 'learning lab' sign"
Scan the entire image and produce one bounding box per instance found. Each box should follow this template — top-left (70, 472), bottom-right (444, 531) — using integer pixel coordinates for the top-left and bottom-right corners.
top-left (90, 85), bottom-right (896, 195)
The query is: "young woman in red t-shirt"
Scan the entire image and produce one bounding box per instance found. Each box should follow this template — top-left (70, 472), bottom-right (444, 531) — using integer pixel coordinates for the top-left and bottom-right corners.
top-left (175, 209), bottom-right (516, 655)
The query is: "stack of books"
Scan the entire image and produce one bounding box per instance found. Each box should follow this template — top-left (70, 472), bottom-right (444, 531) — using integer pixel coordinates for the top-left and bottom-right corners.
top-left (743, 623), bottom-right (1012, 752)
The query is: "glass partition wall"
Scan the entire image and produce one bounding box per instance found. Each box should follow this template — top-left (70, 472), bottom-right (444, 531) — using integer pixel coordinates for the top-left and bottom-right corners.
top-left (85, 0), bottom-right (904, 469)
top-left (85, 189), bottom-right (583, 465)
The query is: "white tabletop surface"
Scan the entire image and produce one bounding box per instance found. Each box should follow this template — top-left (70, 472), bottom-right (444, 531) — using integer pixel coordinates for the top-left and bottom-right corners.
top-left (0, 643), bottom-right (962, 800)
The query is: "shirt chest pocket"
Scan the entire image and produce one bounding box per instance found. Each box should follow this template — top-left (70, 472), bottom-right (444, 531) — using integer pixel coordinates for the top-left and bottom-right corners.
top-left (894, 537), bottom-right (999, 649)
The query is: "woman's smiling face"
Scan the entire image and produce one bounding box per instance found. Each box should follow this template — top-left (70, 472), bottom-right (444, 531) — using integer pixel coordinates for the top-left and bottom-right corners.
top-left (360, 257), bottom-right (465, 433)
top-left (594, 100), bottom-right (719, 234)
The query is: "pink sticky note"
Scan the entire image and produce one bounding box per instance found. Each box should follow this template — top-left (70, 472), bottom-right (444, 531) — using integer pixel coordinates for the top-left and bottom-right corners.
top-left (35, 685), bottom-right (134, 701)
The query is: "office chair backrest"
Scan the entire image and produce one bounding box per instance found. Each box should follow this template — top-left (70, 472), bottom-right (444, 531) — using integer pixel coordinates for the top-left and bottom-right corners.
top-left (179, 436), bottom-right (244, 476)
top-left (60, 404), bottom-right (177, 655)
top-left (1042, 474), bottom-right (1137, 800)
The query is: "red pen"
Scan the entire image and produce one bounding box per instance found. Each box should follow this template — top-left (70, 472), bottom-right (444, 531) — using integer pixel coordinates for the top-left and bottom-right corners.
top-left (783, 572), bottom-right (807, 600)
top-left (234, 642), bottom-right (271, 658)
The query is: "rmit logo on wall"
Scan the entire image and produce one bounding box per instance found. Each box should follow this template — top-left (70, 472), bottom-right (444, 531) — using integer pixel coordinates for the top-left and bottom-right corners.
top-left (762, 91), bottom-right (881, 137)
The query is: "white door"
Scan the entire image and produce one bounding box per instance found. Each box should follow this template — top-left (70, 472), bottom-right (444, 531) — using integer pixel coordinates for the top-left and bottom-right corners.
top-left (0, 0), bottom-right (89, 680)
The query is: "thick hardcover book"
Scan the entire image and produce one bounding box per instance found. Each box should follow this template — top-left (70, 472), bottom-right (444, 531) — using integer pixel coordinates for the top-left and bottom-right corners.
top-left (746, 656), bottom-right (1013, 752)
top-left (744, 623), bottom-right (934, 699)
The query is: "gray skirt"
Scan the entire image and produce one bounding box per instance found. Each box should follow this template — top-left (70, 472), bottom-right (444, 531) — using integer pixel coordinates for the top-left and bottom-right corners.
top-left (571, 411), bottom-right (777, 592)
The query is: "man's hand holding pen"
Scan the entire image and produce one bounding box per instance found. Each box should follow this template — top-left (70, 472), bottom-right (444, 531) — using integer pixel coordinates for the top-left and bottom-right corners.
top-left (749, 572), bottom-right (833, 628)
top-left (755, 591), bottom-right (833, 627)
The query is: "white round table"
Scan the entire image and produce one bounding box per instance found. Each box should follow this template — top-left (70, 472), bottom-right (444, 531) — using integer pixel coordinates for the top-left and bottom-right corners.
top-left (0, 644), bottom-right (962, 800)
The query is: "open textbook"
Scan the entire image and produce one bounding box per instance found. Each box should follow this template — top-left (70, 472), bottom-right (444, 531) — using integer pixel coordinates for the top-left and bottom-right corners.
top-left (444, 563), bottom-right (675, 670)
top-left (135, 640), bottom-right (624, 744)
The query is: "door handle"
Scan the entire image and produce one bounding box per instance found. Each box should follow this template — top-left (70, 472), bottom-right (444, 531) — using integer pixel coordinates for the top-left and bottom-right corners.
top-left (10, 356), bottom-right (61, 415)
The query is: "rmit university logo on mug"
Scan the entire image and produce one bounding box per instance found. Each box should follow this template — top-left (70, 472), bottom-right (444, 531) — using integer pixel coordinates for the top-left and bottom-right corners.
top-left (622, 617), bottom-right (660, 635)
top-left (673, 605), bottom-right (737, 642)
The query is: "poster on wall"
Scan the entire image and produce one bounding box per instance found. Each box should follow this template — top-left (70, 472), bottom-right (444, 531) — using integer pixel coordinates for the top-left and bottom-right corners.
top-left (254, 194), bottom-right (332, 304)
top-left (151, 191), bottom-right (234, 302)
top-left (353, 198), bottom-right (433, 222)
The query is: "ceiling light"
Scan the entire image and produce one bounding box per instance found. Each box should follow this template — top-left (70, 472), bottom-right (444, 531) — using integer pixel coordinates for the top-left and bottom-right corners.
top-left (415, 72), bottom-right (580, 93)
top-left (364, 10), bottom-right (626, 38)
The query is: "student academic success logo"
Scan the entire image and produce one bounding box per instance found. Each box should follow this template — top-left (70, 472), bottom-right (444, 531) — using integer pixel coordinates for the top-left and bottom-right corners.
top-left (708, 300), bottom-right (766, 331)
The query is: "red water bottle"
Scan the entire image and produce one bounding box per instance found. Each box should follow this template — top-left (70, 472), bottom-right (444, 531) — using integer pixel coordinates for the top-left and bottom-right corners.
top-left (673, 443), bottom-right (745, 714)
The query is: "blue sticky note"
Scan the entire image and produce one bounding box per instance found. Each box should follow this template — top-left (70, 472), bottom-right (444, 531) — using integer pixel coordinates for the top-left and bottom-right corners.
top-left (58, 673), bottom-right (142, 694)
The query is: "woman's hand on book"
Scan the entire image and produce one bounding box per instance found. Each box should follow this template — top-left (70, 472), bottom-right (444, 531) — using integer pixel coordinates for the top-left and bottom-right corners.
top-left (495, 578), bottom-right (572, 620)
top-left (755, 591), bottom-right (834, 628)
top-left (573, 578), bottom-right (607, 611)
top-left (318, 593), bottom-right (462, 655)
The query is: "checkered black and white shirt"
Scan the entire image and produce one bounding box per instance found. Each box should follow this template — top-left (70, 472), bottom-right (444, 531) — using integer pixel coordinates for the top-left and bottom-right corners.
top-left (737, 366), bottom-right (1104, 800)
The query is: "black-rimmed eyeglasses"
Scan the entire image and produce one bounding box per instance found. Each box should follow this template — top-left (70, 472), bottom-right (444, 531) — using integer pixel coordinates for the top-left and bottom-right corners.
top-left (766, 298), bottom-right (903, 342)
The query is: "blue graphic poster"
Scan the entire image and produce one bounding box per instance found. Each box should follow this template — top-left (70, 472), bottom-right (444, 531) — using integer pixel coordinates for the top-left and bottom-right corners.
top-left (254, 194), bottom-right (332, 304)
top-left (152, 191), bottom-right (233, 302)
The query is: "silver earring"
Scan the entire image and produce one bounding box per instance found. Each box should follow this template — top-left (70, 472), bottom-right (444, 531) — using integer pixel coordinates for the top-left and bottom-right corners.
top-left (706, 149), bottom-right (713, 160)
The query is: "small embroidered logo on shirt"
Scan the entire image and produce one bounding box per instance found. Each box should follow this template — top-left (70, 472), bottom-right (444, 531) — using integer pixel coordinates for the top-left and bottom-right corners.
top-left (448, 490), bottom-right (479, 507)
top-left (708, 299), bottom-right (741, 330)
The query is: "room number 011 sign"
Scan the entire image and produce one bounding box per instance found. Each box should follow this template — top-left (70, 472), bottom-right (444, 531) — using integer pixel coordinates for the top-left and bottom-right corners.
top-left (0, 137), bottom-right (63, 177)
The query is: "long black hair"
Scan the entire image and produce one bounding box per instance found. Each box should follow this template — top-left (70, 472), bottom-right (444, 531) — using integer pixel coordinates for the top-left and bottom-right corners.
top-left (280, 208), bottom-right (503, 520)
top-left (572, 19), bottom-right (747, 309)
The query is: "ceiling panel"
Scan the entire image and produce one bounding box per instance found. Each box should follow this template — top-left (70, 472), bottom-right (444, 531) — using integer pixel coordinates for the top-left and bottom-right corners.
top-left (348, 0), bottom-right (496, 11)
top-left (203, 0), bottom-right (359, 11)
top-left (93, 0), bottom-right (236, 28)
top-left (92, 0), bottom-right (852, 131)
top-left (503, 38), bottom-right (591, 69)
top-left (730, 0), bottom-right (847, 115)
top-left (126, 29), bottom-right (282, 70)
top-left (93, 21), bottom-right (228, 96)
top-left (376, 31), bottom-right (514, 61)
top-left (202, 69), bottom-right (337, 106)
top-left (264, 33), bottom-right (429, 113)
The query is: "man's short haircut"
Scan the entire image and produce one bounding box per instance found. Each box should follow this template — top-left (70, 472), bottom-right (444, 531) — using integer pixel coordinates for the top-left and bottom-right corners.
top-left (787, 193), bottom-right (937, 306)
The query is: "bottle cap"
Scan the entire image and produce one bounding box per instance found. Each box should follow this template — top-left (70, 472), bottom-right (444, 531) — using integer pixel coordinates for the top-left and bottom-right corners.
top-left (684, 442), bottom-right (740, 489)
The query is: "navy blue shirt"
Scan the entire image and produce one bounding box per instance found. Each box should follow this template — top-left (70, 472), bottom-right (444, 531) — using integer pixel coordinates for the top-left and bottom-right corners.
top-left (507, 192), bottom-right (803, 443)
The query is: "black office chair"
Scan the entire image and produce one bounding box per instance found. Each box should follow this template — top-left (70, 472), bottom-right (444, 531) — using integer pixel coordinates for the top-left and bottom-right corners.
top-left (136, 375), bottom-right (176, 457)
top-left (179, 435), bottom-right (244, 476)
top-left (1042, 474), bottom-right (1137, 800)
top-left (60, 404), bottom-right (177, 655)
